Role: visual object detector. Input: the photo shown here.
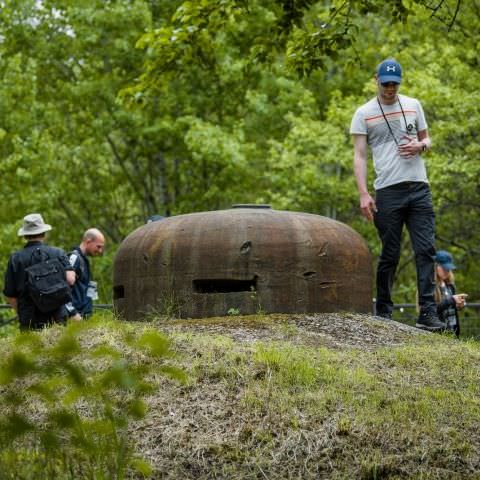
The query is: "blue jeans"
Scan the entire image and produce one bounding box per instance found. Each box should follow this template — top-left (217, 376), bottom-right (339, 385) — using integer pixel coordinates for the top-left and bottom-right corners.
top-left (374, 182), bottom-right (436, 317)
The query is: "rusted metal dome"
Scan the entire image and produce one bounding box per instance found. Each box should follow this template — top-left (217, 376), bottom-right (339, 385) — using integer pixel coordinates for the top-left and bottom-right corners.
top-left (113, 206), bottom-right (373, 320)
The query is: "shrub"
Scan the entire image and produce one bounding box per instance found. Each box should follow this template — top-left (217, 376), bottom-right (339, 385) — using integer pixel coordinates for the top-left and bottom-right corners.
top-left (0, 317), bottom-right (185, 480)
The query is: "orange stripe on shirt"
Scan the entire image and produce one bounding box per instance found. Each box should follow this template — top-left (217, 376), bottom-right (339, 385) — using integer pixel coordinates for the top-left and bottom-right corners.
top-left (366, 110), bottom-right (417, 122)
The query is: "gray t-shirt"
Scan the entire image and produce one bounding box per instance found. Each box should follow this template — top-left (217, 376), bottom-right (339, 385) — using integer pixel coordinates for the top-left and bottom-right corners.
top-left (350, 94), bottom-right (428, 190)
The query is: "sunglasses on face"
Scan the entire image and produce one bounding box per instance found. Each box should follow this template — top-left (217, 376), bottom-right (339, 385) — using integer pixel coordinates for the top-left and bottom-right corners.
top-left (381, 82), bottom-right (400, 88)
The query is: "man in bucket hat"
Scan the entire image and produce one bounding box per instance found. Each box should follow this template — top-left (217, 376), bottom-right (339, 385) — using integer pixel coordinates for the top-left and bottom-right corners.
top-left (350, 58), bottom-right (444, 332)
top-left (3, 213), bottom-right (76, 330)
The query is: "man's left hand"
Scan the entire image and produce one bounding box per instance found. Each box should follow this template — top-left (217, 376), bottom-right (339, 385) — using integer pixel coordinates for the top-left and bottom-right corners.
top-left (398, 136), bottom-right (424, 158)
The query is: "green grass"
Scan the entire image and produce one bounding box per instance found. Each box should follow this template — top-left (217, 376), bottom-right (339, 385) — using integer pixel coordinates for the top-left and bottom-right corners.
top-left (154, 317), bottom-right (480, 479)
top-left (0, 313), bottom-right (479, 479)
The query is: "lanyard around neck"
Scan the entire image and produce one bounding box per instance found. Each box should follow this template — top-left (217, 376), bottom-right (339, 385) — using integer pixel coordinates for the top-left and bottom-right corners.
top-left (376, 96), bottom-right (409, 146)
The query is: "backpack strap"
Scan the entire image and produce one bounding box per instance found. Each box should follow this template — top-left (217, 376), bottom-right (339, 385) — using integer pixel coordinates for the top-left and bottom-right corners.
top-left (29, 246), bottom-right (50, 266)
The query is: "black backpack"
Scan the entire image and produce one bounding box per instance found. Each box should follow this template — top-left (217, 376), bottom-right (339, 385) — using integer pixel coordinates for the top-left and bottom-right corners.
top-left (25, 248), bottom-right (72, 313)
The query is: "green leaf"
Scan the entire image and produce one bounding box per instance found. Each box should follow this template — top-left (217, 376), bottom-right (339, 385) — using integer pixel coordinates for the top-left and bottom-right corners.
top-left (0, 352), bottom-right (37, 384)
top-left (130, 458), bottom-right (153, 476)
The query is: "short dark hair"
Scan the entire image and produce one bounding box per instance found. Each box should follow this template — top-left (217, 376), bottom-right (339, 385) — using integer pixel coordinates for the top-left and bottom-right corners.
top-left (24, 233), bottom-right (46, 240)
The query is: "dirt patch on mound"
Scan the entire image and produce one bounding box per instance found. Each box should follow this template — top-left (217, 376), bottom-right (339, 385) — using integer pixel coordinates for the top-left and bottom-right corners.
top-left (153, 312), bottom-right (427, 351)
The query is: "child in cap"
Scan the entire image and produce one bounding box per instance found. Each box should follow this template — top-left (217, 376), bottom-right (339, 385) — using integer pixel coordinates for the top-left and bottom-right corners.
top-left (434, 250), bottom-right (468, 337)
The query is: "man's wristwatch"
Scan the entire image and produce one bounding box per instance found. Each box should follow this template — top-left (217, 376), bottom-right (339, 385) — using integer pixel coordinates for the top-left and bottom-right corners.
top-left (421, 142), bottom-right (428, 152)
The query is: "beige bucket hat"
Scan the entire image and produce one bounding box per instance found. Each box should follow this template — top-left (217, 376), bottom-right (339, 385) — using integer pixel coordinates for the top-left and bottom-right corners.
top-left (17, 213), bottom-right (52, 236)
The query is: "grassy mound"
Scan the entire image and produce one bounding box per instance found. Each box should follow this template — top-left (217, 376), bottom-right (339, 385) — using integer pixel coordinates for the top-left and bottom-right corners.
top-left (1, 312), bottom-right (479, 479)
top-left (138, 313), bottom-right (480, 479)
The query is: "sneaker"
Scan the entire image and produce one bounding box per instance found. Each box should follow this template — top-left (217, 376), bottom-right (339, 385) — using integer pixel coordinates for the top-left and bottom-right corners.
top-left (416, 313), bottom-right (445, 332)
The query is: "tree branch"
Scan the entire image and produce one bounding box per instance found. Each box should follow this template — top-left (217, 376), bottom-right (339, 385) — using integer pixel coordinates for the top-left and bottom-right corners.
top-left (448, 0), bottom-right (462, 31)
top-left (435, 234), bottom-right (480, 254)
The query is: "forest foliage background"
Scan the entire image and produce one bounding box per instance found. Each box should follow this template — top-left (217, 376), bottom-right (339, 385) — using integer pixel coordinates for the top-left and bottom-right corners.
top-left (1, 0), bottom-right (479, 307)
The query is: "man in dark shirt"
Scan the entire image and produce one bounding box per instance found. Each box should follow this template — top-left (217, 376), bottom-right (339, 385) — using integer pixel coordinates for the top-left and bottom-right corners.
top-left (3, 213), bottom-right (76, 330)
top-left (67, 228), bottom-right (105, 319)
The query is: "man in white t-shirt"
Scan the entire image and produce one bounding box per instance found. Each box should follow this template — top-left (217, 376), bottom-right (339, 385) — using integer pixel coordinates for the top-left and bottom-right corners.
top-left (350, 58), bottom-right (444, 331)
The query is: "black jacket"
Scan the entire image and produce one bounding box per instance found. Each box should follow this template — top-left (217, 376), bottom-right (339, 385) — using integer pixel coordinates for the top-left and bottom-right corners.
top-left (67, 246), bottom-right (92, 316)
top-left (436, 283), bottom-right (460, 337)
top-left (3, 241), bottom-right (71, 329)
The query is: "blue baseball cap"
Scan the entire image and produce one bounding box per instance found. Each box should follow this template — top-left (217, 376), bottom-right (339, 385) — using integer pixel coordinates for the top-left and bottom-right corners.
top-left (435, 250), bottom-right (456, 271)
top-left (377, 59), bottom-right (402, 84)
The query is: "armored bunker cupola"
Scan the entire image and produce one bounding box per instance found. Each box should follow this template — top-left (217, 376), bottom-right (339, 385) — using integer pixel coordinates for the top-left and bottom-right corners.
top-left (113, 206), bottom-right (373, 320)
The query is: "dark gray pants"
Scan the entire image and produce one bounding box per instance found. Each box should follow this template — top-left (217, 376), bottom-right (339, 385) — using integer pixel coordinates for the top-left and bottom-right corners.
top-left (374, 182), bottom-right (436, 317)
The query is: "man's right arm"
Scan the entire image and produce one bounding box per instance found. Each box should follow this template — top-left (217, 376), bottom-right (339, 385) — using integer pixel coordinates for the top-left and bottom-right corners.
top-left (66, 270), bottom-right (76, 286)
top-left (353, 134), bottom-right (376, 221)
top-left (65, 251), bottom-right (82, 320)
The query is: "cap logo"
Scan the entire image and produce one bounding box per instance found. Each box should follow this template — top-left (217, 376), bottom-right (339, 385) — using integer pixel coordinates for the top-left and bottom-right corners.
top-left (386, 65), bottom-right (396, 72)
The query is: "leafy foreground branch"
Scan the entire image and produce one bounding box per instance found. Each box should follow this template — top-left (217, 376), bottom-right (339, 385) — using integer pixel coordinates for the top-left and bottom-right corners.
top-left (0, 315), bottom-right (185, 480)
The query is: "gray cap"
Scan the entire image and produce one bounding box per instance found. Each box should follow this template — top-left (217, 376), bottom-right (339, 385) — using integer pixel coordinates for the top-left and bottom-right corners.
top-left (17, 213), bottom-right (52, 237)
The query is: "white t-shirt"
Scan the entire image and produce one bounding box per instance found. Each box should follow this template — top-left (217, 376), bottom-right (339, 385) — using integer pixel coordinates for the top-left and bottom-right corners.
top-left (350, 94), bottom-right (429, 190)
